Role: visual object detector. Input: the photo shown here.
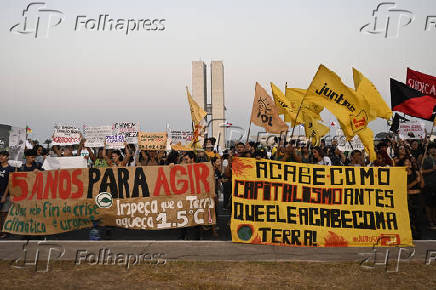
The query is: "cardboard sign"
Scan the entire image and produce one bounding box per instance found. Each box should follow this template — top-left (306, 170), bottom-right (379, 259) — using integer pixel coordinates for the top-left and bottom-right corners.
top-left (3, 163), bottom-right (215, 235)
top-left (231, 158), bottom-right (413, 247)
top-left (113, 122), bottom-right (139, 144)
top-left (84, 125), bottom-right (113, 148)
top-left (52, 125), bottom-right (81, 145)
top-left (138, 132), bottom-right (168, 151)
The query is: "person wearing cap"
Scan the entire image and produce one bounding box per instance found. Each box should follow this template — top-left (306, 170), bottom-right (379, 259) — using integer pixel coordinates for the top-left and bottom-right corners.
top-left (0, 151), bottom-right (15, 238)
top-left (19, 149), bottom-right (43, 172)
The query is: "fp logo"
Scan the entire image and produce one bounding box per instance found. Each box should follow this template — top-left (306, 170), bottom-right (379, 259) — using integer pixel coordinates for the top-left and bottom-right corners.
top-left (11, 240), bottom-right (65, 272)
top-left (360, 2), bottom-right (414, 39)
top-left (10, 2), bottom-right (64, 38)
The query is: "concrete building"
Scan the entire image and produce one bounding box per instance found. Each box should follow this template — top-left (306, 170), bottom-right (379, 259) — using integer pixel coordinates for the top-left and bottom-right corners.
top-left (191, 61), bottom-right (207, 113)
top-left (210, 61), bottom-right (225, 149)
top-left (191, 60), bottom-right (226, 149)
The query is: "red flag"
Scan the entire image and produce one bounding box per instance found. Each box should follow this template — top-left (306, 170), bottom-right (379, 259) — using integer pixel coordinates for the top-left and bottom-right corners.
top-left (406, 68), bottom-right (436, 98)
top-left (391, 78), bottom-right (436, 121)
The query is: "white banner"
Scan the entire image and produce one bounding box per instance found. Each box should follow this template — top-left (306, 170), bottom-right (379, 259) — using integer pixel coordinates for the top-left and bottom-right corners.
top-left (52, 125), bottom-right (81, 145)
top-left (112, 122), bottom-right (139, 144)
top-left (42, 156), bottom-right (88, 170)
top-left (83, 125), bottom-right (113, 147)
top-left (399, 122), bottom-right (425, 140)
top-left (168, 129), bottom-right (193, 145)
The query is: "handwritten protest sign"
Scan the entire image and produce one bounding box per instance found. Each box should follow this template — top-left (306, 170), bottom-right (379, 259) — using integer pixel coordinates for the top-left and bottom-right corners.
top-left (334, 129), bottom-right (364, 151)
top-left (105, 135), bottom-right (125, 149)
top-left (83, 125), bottom-right (113, 148)
top-left (8, 127), bottom-right (26, 168)
top-left (138, 132), bottom-right (168, 151)
top-left (168, 130), bottom-right (193, 145)
top-left (399, 122), bottom-right (425, 140)
top-left (231, 158), bottom-right (412, 247)
top-left (113, 122), bottom-right (139, 144)
top-left (3, 163), bottom-right (215, 235)
top-left (52, 125), bottom-right (81, 145)
top-left (0, 124), bottom-right (11, 151)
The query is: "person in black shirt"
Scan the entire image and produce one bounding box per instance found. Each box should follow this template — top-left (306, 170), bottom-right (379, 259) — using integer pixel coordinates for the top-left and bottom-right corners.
top-left (399, 157), bottom-right (425, 239)
top-left (20, 149), bottom-right (43, 172)
top-left (0, 151), bottom-right (15, 238)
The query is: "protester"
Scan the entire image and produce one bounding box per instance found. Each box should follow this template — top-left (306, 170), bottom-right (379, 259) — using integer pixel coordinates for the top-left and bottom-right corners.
top-left (89, 147), bottom-right (109, 168)
top-left (421, 144), bottom-right (436, 229)
top-left (399, 157), bottom-right (425, 239)
top-left (20, 149), bottom-right (43, 172)
top-left (300, 144), bottom-right (312, 164)
top-left (312, 146), bottom-right (331, 165)
top-left (329, 146), bottom-right (345, 166)
top-left (349, 150), bottom-right (364, 167)
top-left (0, 151), bottom-right (15, 238)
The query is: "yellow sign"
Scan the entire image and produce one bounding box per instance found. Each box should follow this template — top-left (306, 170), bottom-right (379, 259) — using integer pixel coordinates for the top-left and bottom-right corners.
top-left (231, 158), bottom-right (413, 247)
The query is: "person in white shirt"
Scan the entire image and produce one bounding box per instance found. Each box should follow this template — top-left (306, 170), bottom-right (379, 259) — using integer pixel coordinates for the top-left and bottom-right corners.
top-left (312, 146), bottom-right (331, 166)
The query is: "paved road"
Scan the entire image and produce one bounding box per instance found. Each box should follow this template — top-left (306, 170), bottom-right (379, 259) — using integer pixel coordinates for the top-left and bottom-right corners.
top-left (0, 240), bottom-right (435, 263)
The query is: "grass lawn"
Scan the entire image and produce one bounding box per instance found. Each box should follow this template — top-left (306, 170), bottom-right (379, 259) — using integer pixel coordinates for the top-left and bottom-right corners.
top-left (0, 260), bottom-right (435, 289)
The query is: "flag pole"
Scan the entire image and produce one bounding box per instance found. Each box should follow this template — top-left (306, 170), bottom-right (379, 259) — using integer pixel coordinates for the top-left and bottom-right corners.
top-left (246, 122), bottom-right (251, 144)
top-left (290, 98), bottom-right (305, 140)
top-left (25, 121), bottom-right (28, 149)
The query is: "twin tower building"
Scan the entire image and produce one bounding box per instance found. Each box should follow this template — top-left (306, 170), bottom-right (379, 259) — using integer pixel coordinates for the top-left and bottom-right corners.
top-left (191, 60), bottom-right (226, 149)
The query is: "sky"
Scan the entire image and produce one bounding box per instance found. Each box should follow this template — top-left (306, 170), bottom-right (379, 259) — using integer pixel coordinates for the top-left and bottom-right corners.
top-left (1, 0), bottom-right (435, 142)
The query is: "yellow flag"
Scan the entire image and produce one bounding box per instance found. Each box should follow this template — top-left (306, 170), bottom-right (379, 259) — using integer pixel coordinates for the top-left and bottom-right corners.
top-left (186, 87), bottom-right (207, 125)
top-left (336, 118), bottom-right (377, 162)
top-left (303, 111), bottom-right (330, 146)
top-left (271, 82), bottom-right (300, 125)
top-left (357, 127), bottom-right (377, 162)
top-left (285, 87), bottom-right (323, 118)
top-left (270, 82), bottom-right (287, 116)
top-left (250, 82), bottom-right (289, 134)
top-left (304, 65), bottom-right (370, 139)
top-left (353, 68), bottom-right (392, 121)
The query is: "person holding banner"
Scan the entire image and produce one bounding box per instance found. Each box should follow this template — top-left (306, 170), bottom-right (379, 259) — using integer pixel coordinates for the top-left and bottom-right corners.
top-left (108, 149), bottom-right (130, 167)
top-left (421, 144), bottom-right (436, 229)
top-left (312, 146), bottom-right (331, 165)
top-left (88, 147), bottom-right (109, 168)
top-left (0, 151), bottom-right (15, 238)
top-left (349, 150), bottom-right (365, 167)
top-left (399, 157), bottom-right (425, 239)
top-left (300, 144), bottom-right (313, 164)
top-left (19, 149), bottom-right (43, 172)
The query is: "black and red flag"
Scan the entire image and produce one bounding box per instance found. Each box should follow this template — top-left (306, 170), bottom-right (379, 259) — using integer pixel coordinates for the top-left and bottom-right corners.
top-left (390, 78), bottom-right (436, 121)
top-left (406, 68), bottom-right (436, 98)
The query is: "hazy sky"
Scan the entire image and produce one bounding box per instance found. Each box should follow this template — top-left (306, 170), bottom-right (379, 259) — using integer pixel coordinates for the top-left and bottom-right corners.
top-left (1, 0), bottom-right (435, 142)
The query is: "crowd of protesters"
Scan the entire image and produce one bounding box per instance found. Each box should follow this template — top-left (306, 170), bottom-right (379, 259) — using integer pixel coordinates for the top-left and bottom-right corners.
top-left (1, 134), bottom-right (436, 240)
